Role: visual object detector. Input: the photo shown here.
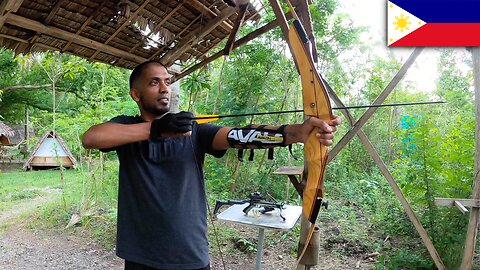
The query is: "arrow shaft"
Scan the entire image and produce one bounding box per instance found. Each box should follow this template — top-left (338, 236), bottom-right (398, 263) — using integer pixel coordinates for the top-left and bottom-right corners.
top-left (193, 101), bottom-right (446, 121)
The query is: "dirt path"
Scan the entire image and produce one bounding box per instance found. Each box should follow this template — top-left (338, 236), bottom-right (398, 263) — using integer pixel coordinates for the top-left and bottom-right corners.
top-left (0, 190), bottom-right (58, 225)
top-left (0, 189), bottom-right (123, 270)
top-left (0, 191), bottom-right (374, 270)
top-left (0, 227), bottom-right (123, 270)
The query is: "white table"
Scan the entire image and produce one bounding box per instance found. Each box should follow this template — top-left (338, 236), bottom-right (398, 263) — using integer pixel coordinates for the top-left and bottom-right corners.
top-left (216, 203), bottom-right (302, 270)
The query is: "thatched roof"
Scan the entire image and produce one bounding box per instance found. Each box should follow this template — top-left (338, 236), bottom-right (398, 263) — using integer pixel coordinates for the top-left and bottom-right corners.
top-left (0, 0), bottom-right (260, 72)
top-left (9, 124), bottom-right (35, 145)
top-left (0, 121), bottom-right (15, 137)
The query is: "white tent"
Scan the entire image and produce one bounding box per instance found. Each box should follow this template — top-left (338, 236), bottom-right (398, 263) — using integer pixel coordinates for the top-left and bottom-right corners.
top-left (23, 131), bottom-right (77, 170)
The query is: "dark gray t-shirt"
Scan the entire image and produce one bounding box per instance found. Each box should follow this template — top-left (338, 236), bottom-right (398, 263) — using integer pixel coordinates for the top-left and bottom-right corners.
top-left (104, 115), bottom-right (226, 269)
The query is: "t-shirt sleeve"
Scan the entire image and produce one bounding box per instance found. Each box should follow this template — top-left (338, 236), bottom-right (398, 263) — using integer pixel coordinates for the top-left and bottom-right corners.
top-left (196, 123), bottom-right (227, 158)
top-left (98, 115), bottom-right (133, 153)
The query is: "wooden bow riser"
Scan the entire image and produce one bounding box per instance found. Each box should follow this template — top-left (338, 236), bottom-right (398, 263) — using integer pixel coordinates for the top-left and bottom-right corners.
top-left (288, 20), bottom-right (333, 224)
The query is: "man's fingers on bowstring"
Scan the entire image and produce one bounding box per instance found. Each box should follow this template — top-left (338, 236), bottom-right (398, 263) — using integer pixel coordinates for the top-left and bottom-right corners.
top-left (320, 138), bottom-right (334, 146)
top-left (316, 131), bottom-right (334, 140)
top-left (308, 117), bottom-right (333, 133)
top-left (316, 132), bottom-right (334, 147)
top-left (329, 115), bottom-right (342, 127)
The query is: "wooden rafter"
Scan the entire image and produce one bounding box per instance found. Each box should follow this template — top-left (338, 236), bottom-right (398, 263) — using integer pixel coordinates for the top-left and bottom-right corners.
top-left (45, 0), bottom-right (64, 24)
top-left (223, 4), bottom-right (248, 55)
top-left (127, 0), bottom-right (186, 54)
top-left (90, 0), bottom-right (152, 61)
top-left (0, 33), bottom-right (28, 43)
top-left (268, 0), bottom-right (290, 43)
top-left (5, 14), bottom-right (146, 63)
top-left (174, 11), bottom-right (293, 82)
top-left (25, 0), bottom-right (64, 52)
top-left (62, 1), bottom-right (107, 52)
top-left (147, 1), bottom-right (221, 62)
top-left (160, 5), bottom-right (236, 66)
top-left (0, 0), bottom-right (24, 29)
top-left (187, 0), bottom-right (233, 31)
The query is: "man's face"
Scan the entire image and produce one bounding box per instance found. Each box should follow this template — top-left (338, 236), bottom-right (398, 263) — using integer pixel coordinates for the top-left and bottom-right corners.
top-left (133, 64), bottom-right (172, 116)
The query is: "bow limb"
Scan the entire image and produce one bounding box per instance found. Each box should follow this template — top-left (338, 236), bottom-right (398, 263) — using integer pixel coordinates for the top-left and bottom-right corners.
top-left (288, 20), bottom-right (333, 224)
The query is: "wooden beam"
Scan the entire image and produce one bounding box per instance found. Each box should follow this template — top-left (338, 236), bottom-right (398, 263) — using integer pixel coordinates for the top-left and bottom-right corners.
top-left (5, 14), bottom-right (147, 63)
top-left (90, 0), bottom-right (152, 60)
top-left (223, 4), bottom-right (248, 55)
top-left (147, 1), bottom-right (234, 63)
top-left (324, 81), bottom-right (446, 270)
top-left (25, 0), bottom-right (64, 53)
top-left (273, 166), bottom-right (304, 197)
top-left (147, 16), bottom-right (200, 61)
top-left (62, 1), bottom-right (107, 52)
top-left (268, 0), bottom-right (304, 73)
top-left (328, 47), bottom-right (423, 160)
top-left (268, 0), bottom-right (290, 43)
top-left (0, 33), bottom-right (28, 43)
top-left (173, 7), bottom-right (260, 66)
top-left (44, 0), bottom-right (64, 24)
top-left (461, 46), bottom-right (480, 270)
top-left (187, 0), bottom-right (233, 31)
top-left (127, 1), bottom-right (185, 54)
top-left (0, 0), bottom-right (24, 29)
top-left (173, 13), bottom-right (292, 82)
top-left (160, 5), bottom-right (236, 66)
top-left (434, 198), bottom-right (480, 208)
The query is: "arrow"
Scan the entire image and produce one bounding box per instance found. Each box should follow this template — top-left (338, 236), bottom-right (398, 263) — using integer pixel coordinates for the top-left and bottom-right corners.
top-left (193, 101), bottom-right (446, 124)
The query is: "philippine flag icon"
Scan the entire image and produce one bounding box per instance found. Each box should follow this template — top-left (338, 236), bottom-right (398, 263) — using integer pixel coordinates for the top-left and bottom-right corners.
top-left (387, 0), bottom-right (480, 46)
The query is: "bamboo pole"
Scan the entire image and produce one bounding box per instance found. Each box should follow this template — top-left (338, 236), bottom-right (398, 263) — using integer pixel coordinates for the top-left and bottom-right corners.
top-left (460, 47), bottom-right (480, 270)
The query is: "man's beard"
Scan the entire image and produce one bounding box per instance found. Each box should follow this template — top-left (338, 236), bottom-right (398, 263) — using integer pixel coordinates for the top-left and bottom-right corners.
top-left (140, 97), bottom-right (169, 116)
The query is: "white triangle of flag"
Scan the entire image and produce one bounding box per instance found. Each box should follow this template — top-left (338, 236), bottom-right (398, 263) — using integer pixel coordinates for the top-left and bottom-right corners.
top-left (387, 1), bottom-right (426, 46)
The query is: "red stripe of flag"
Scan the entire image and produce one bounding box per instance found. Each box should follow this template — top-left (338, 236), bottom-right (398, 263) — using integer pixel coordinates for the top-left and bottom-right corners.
top-left (390, 23), bottom-right (480, 46)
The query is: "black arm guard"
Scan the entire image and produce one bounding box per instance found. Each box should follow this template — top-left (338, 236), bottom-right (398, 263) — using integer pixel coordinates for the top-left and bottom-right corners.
top-left (227, 125), bottom-right (288, 161)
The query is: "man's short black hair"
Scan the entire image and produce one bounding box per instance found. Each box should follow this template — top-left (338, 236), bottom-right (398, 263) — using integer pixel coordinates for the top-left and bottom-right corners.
top-left (129, 60), bottom-right (166, 89)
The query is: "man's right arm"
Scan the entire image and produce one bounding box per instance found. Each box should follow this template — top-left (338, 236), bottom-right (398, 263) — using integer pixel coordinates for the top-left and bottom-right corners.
top-left (82, 122), bottom-right (151, 150)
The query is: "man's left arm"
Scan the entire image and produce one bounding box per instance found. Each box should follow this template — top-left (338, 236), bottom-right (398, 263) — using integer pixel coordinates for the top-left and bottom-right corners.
top-left (211, 115), bottom-right (342, 151)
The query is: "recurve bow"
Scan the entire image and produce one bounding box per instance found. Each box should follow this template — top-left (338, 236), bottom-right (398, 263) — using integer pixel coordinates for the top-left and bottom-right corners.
top-left (285, 1), bottom-right (334, 263)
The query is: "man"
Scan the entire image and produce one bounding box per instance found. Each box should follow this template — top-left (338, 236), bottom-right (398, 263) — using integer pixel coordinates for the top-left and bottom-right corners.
top-left (82, 60), bottom-right (341, 270)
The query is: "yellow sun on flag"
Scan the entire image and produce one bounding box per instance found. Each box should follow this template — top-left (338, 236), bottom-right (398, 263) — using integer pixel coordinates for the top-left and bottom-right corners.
top-left (393, 14), bottom-right (412, 33)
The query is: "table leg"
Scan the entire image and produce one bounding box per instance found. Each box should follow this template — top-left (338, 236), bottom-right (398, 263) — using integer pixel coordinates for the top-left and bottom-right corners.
top-left (255, 228), bottom-right (265, 270)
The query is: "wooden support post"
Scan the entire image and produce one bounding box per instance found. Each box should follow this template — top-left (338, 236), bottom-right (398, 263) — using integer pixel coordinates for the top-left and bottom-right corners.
top-left (460, 47), bottom-right (480, 270)
top-left (273, 166), bottom-right (304, 197)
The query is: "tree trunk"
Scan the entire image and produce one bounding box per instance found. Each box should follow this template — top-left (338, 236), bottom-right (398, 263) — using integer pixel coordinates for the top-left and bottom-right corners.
top-left (169, 64), bottom-right (181, 113)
